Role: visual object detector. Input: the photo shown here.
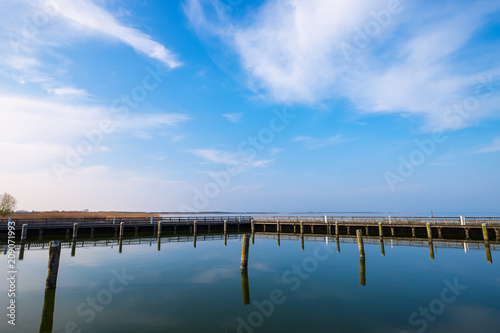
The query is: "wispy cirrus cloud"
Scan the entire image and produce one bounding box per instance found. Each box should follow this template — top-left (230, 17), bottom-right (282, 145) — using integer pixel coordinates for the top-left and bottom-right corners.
top-left (222, 112), bottom-right (243, 123)
top-left (293, 134), bottom-right (346, 150)
top-left (475, 138), bottom-right (500, 154)
top-left (0, 0), bottom-right (181, 92)
top-left (184, 0), bottom-right (500, 130)
top-left (189, 148), bottom-right (273, 168)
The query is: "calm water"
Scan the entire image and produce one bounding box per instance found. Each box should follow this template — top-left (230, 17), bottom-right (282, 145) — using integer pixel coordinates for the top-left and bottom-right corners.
top-left (1, 234), bottom-right (499, 333)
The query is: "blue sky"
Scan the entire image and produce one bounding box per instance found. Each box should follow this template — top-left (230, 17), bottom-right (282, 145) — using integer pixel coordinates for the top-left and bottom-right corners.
top-left (1, 0), bottom-right (499, 213)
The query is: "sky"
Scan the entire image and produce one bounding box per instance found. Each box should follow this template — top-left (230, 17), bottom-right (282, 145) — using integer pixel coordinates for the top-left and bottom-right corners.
top-left (0, 0), bottom-right (499, 214)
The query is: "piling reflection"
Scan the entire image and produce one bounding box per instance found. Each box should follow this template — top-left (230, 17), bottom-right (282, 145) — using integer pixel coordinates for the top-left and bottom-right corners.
top-left (71, 241), bottom-right (76, 257)
top-left (39, 289), bottom-right (56, 333)
top-left (485, 242), bottom-right (492, 264)
top-left (19, 242), bottom-right (25, 260)
top-left (241, 270), bottom-right (250, 305)
top-left (360, 258), bottom-right (366, 286)
top-left (380, 238), bottom-right (385, 257)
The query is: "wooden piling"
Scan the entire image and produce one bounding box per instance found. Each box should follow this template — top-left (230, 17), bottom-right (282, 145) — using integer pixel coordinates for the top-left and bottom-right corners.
top-left (482, 224), bottom-right (489, 242)
top-left (119, 222), bottom-right (124, 238)
top-left (347, 226), bottom-right (350, 235)
top-left (335, 222), bottom-right (339, 236)
top-left (45, 241), bottom-right (61, 289)
top-left (18, 243), bottom-right (25, 260)
top-left (365, 226), bottom-right (369, 236)
top-left (21, 224), bottom-right (28, 241)
top-left (465, 228), bottom-right (470, 240)
top-left (71, 223), bottom-right (78, 240)
top-left (311, 225), bottom-right (314, 234)
top-left (391, 227), bottom-right (395, 237)
top-left (157, 221), bottom-right (162, 238)
top-left (194, 221), bottom-right (198, 235)
top-left (251, 220), bottom-right (254, 234)
top-left (379, 222), bottom-right (383, 238)
top-left (496, 228), bottom-right (500, 241)
top-left (356, 230), bottom-right (365, 258)
top-left (277, 220), bottom-right (280, 233)
top-left (426, 223), bottom-right (432, 240)
top-left (438, 228), bottom-right (442, 239)
top-left (485, 242), bottom-right (492, 264)
top-left (300, 221), bottom-right (304, 234)
top-left (328, 223), bottom-right (331, 235)
top-left (241, 234), bottom-right (250, 270)
top-left (429, 240), bottom-right (435, 260)
top-left (411, 227), bottom-right (416, 238)
top-left (241, 270), bottom-right (250, 306)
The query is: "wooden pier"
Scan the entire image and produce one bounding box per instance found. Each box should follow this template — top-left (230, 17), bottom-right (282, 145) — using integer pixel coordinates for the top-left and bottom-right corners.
top-left (1, 215), bottom-right (499, 242)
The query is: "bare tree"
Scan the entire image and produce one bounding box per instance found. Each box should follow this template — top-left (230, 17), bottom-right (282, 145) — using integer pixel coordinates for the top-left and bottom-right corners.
top-left (0, 193), bottom-right (17, 217)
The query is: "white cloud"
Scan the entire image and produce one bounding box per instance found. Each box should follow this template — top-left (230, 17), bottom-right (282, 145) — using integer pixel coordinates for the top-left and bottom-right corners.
top-left (293, 134), bottom-right (345, 149)
top-left (185, 0), bottom-right (500, 130)
top-left (222, 112), bottom-right (243, 123)
top-left (0, 0), bottom-right (181, 93)
top-left (189, 149), bottom-right (273, 168)
top-left (49, 0), bottom-right (181, 68)
top-left (475, 138), bottom-right (500, 154)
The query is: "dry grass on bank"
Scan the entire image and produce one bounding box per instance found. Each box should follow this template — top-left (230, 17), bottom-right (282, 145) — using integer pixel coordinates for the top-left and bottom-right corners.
top-left (7, 212), bottom-right (160, 219)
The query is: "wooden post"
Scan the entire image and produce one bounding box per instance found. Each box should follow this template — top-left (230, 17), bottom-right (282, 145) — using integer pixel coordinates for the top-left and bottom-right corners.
top-left (45, 241), bottom-right (61, 289)
top-left (438, 228), bottom-right (442, 239)
top-left (119, 222), bottom-right (125, 238)
top-left (411, 227), bottom-right (416, 238)
top-left (328, 223), bottom-right (331, 236)
top-left (311, 224), bottom-right (314, 234)
top-left (391, 227), bottom-right (395, 236)
top-left (485, 242), bottom-right (492, 264)
top-left (194, 221), bottom-right (197, 235)
top-left (241, 234), bottom-right (250, 270)
top-left (263, 224), bottom-right (266, 232)
top-left (347, 225), bottom-right (350, 235)
top-left (465, 228), bottom-right (470, 240)
top-left (356, 230), bottom-right (365, 258)
top-left (426, 223), bottom-right (432, 240)
top-left (482, 224), bottom-right (489, 242)
top-left (21, 224), bottom-right (28, 241)
top-left (251, 220), bottom-right (254, 234)
top-left (495, 228), bottom-right (500, 241)
top-left (294, 224), bottom-right (297, 233)
top-left (70, 223), bottom-right (77, 240)
top-left (300, 221), bottom-right (304, 234)
top-left (379, 222), bottom-right (383, 238)
top-left (157, 221), bottom-right (162, 239)
top-left (241, 270), bottom-right (250, 305)
top-left (365, 226), bottom-right (369, 236)
top-left (429, 240), bottom-right (435, 260)
top-left (335, 222), bottom-right (339, 236)
top-left (18, 243), bottom-right (25, 260)
top-left (277, 220), bottom-right (280, 234)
